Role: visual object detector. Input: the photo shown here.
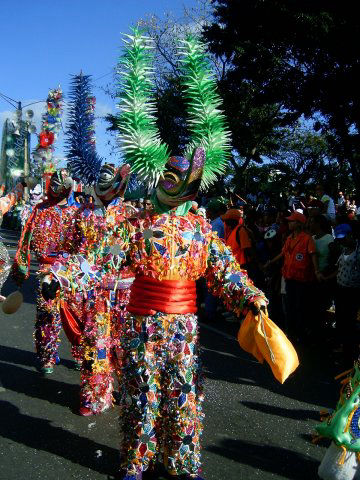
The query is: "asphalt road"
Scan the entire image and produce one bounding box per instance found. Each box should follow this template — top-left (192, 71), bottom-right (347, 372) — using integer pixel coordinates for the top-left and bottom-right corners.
top-left (0, 227), bottom-right (338, 480)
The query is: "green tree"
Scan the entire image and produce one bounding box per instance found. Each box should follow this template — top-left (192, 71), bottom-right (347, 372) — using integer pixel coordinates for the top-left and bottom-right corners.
top-left (204, 0), bottom-right (360, 194)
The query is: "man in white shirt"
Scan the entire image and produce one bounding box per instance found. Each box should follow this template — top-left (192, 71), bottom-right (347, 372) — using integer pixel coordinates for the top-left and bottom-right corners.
top-left (315, 184), bottom-right (336, 223)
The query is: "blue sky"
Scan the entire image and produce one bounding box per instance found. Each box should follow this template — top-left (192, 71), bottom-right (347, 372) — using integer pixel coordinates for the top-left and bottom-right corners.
top-left (0, 0), bottom-right (198, 166)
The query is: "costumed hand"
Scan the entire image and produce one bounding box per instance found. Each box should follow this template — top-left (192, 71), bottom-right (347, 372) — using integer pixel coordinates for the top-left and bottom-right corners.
top-left (41, 275), bottom-right (60, 300)
top-left (250, 298), bottom-right (267, 315)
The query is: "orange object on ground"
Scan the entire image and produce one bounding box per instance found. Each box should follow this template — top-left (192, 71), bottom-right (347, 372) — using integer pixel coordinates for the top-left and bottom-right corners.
top-left (238, 310), bottom-right (299, 383)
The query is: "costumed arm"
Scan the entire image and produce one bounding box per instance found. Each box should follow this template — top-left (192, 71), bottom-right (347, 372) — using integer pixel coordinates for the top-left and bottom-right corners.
top-left (11, 204), bottom-right (38, 285)
top-left (0, 183), bottom-right (24, 216)
top-left (206, 234), bottom-right (299, 383)
top-left (205, 234), bottom-right (267, 315)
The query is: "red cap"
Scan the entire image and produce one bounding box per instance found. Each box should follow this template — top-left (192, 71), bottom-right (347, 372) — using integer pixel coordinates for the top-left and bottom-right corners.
top-left (221, 209), bottom-right (243, 220)
top-left (286, 212), bottom-right (307, 224)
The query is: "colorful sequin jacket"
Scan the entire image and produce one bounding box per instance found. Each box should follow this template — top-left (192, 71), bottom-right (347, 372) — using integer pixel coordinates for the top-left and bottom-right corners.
top-left (50, 198), bottom-right (133, 294)
top-left (12, 200), bottom-right (77, 284)
top-left (127, 211), bottom-right (267, 315)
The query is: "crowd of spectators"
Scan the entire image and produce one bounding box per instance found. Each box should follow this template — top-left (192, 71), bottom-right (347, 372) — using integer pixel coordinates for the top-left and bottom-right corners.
top-left (199, 184), bottom-right (360, 368)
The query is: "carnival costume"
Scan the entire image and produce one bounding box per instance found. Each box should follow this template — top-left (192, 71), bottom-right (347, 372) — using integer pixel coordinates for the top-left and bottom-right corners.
top-left (0, 183), bottom-right (24, 300)
top-left (12, 169), bottom-right (79, 373)
top-left (315, 360), bottom-right (360, 480)
top-left (115, 30), bottom-right (299, 480)
top-left (51, 163), bottom-right (135, 415)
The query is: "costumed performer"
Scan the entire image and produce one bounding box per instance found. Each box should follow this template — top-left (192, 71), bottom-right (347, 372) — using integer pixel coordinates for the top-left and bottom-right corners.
top-left (115, 30), bottom-right (299, 480)
top-left (0, 182), bottom-right (24, 301)
top-left (50, 163), bottom-right (134, 416)
top-left (11, 169), bottom-right (80, 373)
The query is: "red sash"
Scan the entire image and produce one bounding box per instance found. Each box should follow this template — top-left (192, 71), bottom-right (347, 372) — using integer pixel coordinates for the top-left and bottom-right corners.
top-left (60, 301), bottom-right (83, 346)
top-left (127, 275), bottom-right (197, 316)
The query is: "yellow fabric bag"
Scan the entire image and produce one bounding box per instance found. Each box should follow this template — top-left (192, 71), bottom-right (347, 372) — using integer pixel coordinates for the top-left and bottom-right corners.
top-left (238, 310), bottom-right (299, 383)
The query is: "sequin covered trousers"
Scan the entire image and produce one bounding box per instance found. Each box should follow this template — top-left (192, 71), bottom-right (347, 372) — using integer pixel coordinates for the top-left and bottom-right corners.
top-left (80, 287), bottom-right (130, 414)
top-left (35, 284), bottom-right (62, 367)
top-left (119, 313), bottom-right (204, 476)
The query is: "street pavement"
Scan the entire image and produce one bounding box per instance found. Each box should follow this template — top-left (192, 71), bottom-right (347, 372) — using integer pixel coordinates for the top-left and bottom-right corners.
top-left (0, 227), bottom-right (339, 480)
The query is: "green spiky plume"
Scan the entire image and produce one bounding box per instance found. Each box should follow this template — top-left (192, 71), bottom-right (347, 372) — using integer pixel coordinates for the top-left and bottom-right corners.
top-left (179, 36), bottom-right (231, 189)
top-left (116, 28), bottom-right (169, 188)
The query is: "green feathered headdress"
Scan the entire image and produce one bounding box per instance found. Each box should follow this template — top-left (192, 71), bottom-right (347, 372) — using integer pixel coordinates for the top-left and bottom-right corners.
top-left (116, 28), bottom-right (170, 188)
top-left (179, 35), bottom-right (231, 189)
top-left (116, 28), bottom-right (231, 191)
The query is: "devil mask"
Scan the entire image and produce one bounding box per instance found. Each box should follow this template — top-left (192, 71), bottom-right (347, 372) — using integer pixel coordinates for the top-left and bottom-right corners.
top-left (95, 163), bottom-right (130, 204)
top-left (48, 169), bottom-right (72, 200)
top-left (156, 148), bottom-right (205, 208)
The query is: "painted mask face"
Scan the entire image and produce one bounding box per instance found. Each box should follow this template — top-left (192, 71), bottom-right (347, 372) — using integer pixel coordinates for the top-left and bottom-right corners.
top-left (156, 147), bottom-right (205, 207)
top-left (48, 169), bottom-right (72, 200)
top-left (95, 163), bottom-right (130, 203)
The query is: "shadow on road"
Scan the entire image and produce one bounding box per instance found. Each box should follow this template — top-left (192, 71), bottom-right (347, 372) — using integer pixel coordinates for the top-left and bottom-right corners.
top-left (0, 360), bottom-right (79, 410)
top-left (241, 400), bottom-right (320, 421)
top-left (0, 399), bottom-right (118, 476)
top-left (200, 323), bottom-right (337, 410)
top-left (206, 437), bottom-right (319, 479)
top-left (0, 344), bottom-right (77, 370)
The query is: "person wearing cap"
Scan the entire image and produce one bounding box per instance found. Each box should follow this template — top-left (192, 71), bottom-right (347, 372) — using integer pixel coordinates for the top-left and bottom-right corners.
top-left (265, 211), bottom-right (320, 341)
top-left (221, 208), bottom-right (252, 269)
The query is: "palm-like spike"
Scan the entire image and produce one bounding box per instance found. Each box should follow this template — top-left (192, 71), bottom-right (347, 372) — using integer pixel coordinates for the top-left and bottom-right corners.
top-left (116, 27), bottom-right (169, 188)
top-left (65, 73), bottom-right (102, 185)
top-left (179, 36), bottom-right (231, 190)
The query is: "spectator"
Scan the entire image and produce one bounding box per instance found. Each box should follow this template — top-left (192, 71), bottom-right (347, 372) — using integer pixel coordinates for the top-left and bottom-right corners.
top-left (265, 211), bottom-right (320, 342)
top-left (263, 207), bottom-right (279, 232)
top-left (310, 215), bottom-right (333, 274)
top-left (221, 208), bottom-right (252, 268)
top-left (309, 214), bottom-right (335, 335)
top-left (206, 198), bottom-right (227, 239)
top-left (325, 224), bottom-right (360, 367)
top-left (315, 184), bottom-right (336, 223)
top-left (307, 199), bottom-right (324, 218)
top-left (338, 191), bottom-right (345, 207)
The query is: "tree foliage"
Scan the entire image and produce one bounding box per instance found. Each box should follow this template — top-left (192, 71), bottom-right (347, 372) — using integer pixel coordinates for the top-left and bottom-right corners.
top-left (204, 0), bottom-right (360, 194)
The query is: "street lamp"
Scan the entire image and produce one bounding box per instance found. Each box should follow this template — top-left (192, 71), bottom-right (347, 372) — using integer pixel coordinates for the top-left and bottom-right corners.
top-left (13, 102), bottom-right (37, 201)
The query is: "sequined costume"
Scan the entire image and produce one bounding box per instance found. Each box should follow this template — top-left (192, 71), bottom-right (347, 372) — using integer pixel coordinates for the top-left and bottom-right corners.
top-left (12, 172), bottom-right (78, 370)
top-left (51, 163), bottom-right (134, 415)
top-left (61, 198), bottom-right (133, 414)
top-left (116, 208), bottom-right (266, 476)
top-left (0, 184), bottom-right (24, 297)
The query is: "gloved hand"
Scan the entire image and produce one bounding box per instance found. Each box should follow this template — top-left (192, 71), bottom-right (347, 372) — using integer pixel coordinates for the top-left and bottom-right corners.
top-left (41, 277), bottom-right (60, 300)
top-left (250, 299), bottom-right (267, 315)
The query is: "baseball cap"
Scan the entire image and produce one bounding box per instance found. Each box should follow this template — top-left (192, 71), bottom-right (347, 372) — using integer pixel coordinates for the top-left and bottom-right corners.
top-left (334, 223), bottom-right (352, 239)
top-left (285, 212), bottom-right (307, 224)
top-left (221, 209), bottom-right (243, 221)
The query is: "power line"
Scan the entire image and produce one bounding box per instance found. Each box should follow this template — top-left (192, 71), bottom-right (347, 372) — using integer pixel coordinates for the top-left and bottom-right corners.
top-left (0, 93), bottom-right (17, 109)
top-left (0, 91), bottom-right (18, 104)
top-left (94, 70), bottom-right (114, 82)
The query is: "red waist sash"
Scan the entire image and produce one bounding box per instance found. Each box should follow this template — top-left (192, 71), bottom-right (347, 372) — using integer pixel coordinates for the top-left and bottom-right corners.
top-left (60, 301), bottom-right (83, 346)
top-left (127, 275), bottom-right (197, 316)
